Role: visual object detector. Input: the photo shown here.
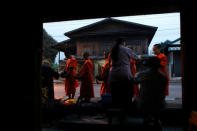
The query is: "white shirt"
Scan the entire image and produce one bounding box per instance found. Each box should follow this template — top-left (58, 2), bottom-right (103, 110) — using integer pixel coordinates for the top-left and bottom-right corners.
top-left (109, 45), bottom-right (138, 82)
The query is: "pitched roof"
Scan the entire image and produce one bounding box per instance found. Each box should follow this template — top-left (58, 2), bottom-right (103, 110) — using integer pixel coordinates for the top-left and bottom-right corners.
top-left (64, 17), bottom-right (158, 38)
top-left (53, 18), bottom-right (158, 51)
top-left (51, 39), bottom-right (73, 51)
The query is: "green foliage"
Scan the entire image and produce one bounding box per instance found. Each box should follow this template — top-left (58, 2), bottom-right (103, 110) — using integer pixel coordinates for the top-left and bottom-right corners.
top-left (42, 29), bottom-right (58, 63)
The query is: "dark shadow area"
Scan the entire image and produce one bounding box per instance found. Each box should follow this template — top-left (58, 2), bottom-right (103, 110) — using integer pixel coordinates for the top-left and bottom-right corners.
top-left (14, 0), bottom-right (197, 131)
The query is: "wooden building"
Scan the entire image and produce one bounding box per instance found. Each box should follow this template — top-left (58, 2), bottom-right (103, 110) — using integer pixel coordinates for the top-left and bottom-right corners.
top-left (53, 18), bottom-right (157, 56)
top-left (52, 18), bottom-right (158, 80)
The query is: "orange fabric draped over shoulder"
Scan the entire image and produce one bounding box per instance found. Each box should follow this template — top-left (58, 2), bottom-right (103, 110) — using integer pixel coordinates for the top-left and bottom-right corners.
top-left (79, 59), bottom-right (94, 98)
top-left (64, 57), bottom-right (79, 96)
top-left (156, 53), bottom-right (170, 96)
top-left (100, 59), bottom-right (111, 95)
top-left (130, 59), bottom-right (140, 98)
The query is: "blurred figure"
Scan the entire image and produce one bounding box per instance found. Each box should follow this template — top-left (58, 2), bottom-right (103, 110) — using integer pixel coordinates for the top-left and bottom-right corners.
top-left (134, 56), bottom-right (167, 130)
top-left (41, 59), bottom-right (59, 126)
top-left (109, 38), bottom-right (140, 109)
top-left (98, 50), bottom-right (111, 95)
top-left (41, 59), bottom-right (59, 109)
top-left (64, 51), bottom-right (79, 100)
top-left (153, 44), bottom-right (170, 96)
top-left (130, 58), bottom-right (140, 99)
top-left (76, 52), bottom-right (94, 103)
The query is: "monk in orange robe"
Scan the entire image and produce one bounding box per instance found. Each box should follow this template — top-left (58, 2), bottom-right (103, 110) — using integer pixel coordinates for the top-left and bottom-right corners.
top-left (153, 44), bottom-right (170, 96)
top-left (64, 52), bottom-right (79, 99)
top-left (130, 59), bottom-right (140, 98)
top-left (77, 52), bottom-right (94, 102)
top-left (100, 51), bottom-right (111, 95)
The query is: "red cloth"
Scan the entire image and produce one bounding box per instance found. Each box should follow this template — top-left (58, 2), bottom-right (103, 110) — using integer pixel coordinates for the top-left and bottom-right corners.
top-left (79, 59), bottom-right (94, 98)
top-left (130, 59), bottom-right (140, 98)
top-left (64, 57), bottom-right (79, 96)
top-left (155, 53), bottom-right (170, 96)
top-left (100, 59), bottom-right (111, 95)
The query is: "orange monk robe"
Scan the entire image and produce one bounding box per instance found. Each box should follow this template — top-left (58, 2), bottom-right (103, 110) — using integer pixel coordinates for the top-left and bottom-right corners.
top-left (64, 57), bottom-right (79, 96)
top-left (155, 53), bottom-right (170, 96)
top-left (79, 59), bottom-right (94, 98)
top-left (100, 59), bottom-right (111, 95)
top-left (130, 59), bottom-right (140, 98)
top-left (108, 53), bottom-right (113, 71)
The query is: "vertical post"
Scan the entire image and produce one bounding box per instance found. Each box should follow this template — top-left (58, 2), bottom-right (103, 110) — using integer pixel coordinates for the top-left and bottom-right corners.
top-left (58, 51), bottom-right (60, 72)
top-left (169, 52), bottom-right (173, 80)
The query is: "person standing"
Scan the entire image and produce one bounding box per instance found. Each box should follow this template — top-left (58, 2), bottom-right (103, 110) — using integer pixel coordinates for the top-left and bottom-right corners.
top-left (134, 56), bottom-right (167, 130)
top-left (153, 44), bottom-right (170, 96)
top-left (99, 50), bottom-right (111, 95)
top-left (76, 52), bottom-right (94, 103)
top-left (41, 59), bottom-right (59, 125)
top-left (109, 38), bottom-right (140, 108)
top-left (41, 59), bottom-right (59, 109)
top-left (64, 52), bottom-right (79, 99)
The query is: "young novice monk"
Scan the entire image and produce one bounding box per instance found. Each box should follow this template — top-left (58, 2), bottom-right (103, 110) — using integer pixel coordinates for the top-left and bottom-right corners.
top-left (153, 44), bottom-right (170, 96)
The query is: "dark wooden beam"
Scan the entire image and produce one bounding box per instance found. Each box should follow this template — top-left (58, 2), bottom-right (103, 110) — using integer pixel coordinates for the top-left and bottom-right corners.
top-left (42, 1), bottom-right (180, 23)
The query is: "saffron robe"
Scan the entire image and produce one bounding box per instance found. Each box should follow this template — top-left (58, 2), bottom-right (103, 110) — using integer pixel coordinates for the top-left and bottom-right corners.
top-left (64, 57), bottom-right (79, 96)
top-left (100, 59), bottom-right (111, 95)
top-left (130, 59), bottom-right (140, 98)
top-left (155, 53), bottom-right (170, 96)
top-left (79, 59), bottom-right (94, 98)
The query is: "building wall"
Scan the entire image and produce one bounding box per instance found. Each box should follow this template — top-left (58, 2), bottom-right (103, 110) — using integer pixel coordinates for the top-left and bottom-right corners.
top-left (77, 41), bottom-right (97, 56)
top-left (75, 38), bottom-right (150, 82)
top-left (167, 51), bottom-right (181, 78)
top-left (173, 51), bottom-right (181, 77)
top-left (76, 38), bottom-right (149, 57)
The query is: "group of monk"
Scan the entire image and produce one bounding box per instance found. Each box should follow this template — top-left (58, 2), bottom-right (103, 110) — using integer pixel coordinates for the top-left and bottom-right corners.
top-left (62, 39), bottom-right (169, 104)
top-left (63, 51), bottom-right (94, 103)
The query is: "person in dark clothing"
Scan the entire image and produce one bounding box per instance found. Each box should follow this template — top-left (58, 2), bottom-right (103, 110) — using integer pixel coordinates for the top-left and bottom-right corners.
top-left (41, 60), bottom-right (59, 110)
top-left (41, 60), bottom-right (59, 127)
top-left (134, 56), bottom-right (168, 130)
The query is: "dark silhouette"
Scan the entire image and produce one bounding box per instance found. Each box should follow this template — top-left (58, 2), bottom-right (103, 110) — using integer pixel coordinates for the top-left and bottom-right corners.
top-left (134, 56), bottom-right (168, 130)
top-left (41, 60), bottom-right (59, 116)
top-left (41, 60), bottom-right (59, 107)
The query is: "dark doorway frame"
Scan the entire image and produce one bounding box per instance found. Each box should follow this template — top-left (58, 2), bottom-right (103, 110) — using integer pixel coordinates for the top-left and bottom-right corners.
top-left (32, 1), bottom-right (194, 131)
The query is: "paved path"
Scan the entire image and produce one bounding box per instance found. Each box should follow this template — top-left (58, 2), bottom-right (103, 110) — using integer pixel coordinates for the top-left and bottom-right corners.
top-left (54, 82), bottom-right (101, 100)
top-left (166, 82), bottom-right (182, 101)
top-left (54, 80), bottom-right (182, 102)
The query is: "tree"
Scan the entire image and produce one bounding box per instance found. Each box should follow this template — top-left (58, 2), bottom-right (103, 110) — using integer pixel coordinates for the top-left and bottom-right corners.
top-left (42, 29), bottom-right (58, 63)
